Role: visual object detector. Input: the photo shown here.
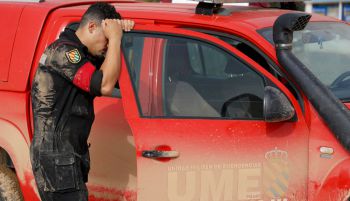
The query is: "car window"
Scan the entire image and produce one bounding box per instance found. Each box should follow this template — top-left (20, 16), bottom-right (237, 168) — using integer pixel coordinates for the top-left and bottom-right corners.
top-left (123, 36), bottom-right (144, 92)
top-left (123, 33), bottom-right (266, 120)
top-left (184, 28), bottom-right (304, 111)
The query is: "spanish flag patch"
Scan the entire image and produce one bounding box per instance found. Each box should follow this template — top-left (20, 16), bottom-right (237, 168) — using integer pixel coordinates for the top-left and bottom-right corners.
top-left (65, 49), bottom-right (81, 64)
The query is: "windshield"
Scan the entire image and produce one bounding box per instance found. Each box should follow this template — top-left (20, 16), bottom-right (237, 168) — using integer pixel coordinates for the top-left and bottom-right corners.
top-left (259, 22), bottom-right (350, 102)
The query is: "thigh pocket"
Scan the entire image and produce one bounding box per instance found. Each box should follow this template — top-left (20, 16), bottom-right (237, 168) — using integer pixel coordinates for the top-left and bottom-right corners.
top-left (39, 152), bottom-right (80, 192)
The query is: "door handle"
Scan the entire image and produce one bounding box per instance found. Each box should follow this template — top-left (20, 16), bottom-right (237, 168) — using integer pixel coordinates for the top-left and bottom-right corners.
top-left (142, 150), bottom-right (179, 159)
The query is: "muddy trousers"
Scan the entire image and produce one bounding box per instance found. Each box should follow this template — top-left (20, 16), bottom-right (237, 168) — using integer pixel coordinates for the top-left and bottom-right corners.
top-left (30, 144), bottom-right (89, 201)
top-left (38, 190), bottom-right (88, 201)
top-left (32, 168), bottom-right (88, 201)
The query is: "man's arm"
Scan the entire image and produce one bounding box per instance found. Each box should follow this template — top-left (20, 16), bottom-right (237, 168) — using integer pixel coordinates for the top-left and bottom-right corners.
top-left (99, 19), bottom-right (134, 96)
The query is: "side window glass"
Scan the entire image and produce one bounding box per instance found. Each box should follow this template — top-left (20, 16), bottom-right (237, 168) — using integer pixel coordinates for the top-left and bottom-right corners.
top-left (187, 43), bottom-right (204, 74)
top-left (218, 36), bottom-right (275, 75)
top-left (212, 34), bottom-right (304, 111)
top-left (201, 44), bottom-right (227, 77)
top-left (123, 34), bottom-right (266, 120)
top-left (123, 36), bottom-right (144, 92)
top-left (122, 35), bottom-right (145, 108)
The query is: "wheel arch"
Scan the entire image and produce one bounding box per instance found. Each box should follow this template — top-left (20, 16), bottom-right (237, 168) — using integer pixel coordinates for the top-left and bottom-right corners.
top-left (0, 118), bottom-right (39, 201)
top-left (313, 158), bottom-right (350, 201)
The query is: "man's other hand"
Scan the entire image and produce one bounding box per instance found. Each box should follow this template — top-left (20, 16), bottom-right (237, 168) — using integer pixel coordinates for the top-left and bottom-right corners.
top-left (118, 19), bottom-right (135, 32)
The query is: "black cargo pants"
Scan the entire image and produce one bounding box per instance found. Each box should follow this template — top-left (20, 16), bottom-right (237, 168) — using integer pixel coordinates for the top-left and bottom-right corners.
top-left (30, 134), bottom-right (90, 201)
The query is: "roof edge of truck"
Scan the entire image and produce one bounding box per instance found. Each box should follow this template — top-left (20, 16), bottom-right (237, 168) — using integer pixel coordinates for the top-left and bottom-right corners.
top-left (0, 0), bottom-right (138, 8)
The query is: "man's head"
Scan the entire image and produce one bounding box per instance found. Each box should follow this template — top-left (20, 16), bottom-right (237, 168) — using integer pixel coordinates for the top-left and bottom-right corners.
top-left (77, 2), bottom-right (121, 58)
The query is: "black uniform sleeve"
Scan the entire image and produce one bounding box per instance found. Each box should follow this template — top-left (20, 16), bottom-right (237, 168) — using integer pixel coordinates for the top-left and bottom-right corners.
top-left (45, 43), bottom-right (103, 96)
top-left (90, 70), bottom-right (103, 97)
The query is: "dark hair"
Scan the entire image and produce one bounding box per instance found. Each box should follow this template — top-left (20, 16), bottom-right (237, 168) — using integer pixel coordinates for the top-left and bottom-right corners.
top-left (80, 2), bottom-right (121, 27)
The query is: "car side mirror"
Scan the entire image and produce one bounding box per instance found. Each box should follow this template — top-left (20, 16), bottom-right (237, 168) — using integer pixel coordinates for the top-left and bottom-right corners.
top-left (264, 86), bottom-right (295, 122)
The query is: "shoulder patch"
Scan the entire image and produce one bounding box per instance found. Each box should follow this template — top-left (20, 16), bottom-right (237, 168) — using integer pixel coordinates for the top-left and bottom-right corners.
top-left (65, 49), bottom-right (81, 64)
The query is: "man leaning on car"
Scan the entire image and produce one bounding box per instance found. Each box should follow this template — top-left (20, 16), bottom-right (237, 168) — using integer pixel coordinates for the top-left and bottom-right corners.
top-left (30, 2), bottom-right (134, 201)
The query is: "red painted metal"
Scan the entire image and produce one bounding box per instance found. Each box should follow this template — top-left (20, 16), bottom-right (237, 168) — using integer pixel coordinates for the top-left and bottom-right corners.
top-left (0, 4), bottom-right (23, 82)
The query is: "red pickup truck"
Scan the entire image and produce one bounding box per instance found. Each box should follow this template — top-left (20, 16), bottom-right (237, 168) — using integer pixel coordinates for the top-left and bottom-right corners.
top-left (1, 0), bottom-right (350, 201)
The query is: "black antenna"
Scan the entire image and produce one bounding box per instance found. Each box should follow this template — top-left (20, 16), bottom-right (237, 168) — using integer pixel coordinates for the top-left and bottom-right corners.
top-left (195, 2), bottom-right (223, 15)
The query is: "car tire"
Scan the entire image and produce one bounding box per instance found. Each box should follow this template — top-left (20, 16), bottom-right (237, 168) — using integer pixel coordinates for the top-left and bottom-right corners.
top-left (0, 166), bottom-right (23, 201)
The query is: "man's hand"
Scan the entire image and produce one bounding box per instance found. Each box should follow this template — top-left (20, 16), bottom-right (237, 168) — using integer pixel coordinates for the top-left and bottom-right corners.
top-left (118, 19), bottom-right (135, 32)
top-left (102, 19), bottom-right (123, 41)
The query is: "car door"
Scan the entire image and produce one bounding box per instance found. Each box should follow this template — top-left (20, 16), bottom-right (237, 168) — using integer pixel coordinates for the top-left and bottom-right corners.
top-left (119, 25), bottom-right (309, 201)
